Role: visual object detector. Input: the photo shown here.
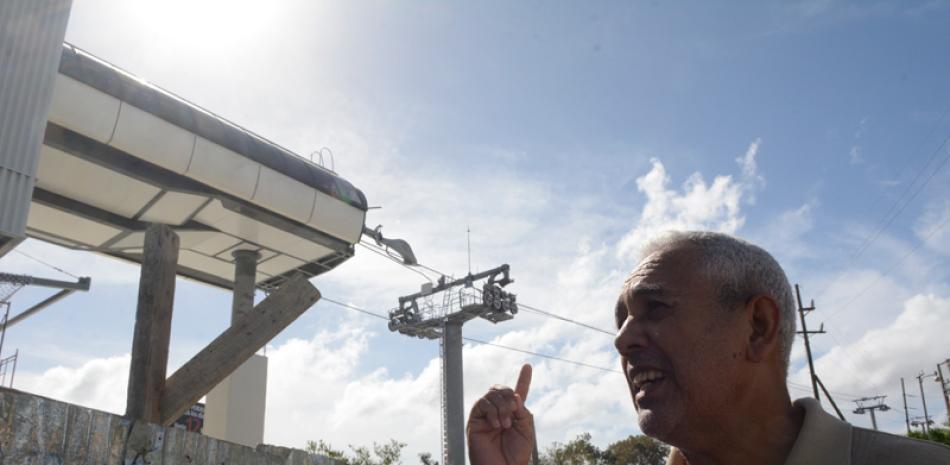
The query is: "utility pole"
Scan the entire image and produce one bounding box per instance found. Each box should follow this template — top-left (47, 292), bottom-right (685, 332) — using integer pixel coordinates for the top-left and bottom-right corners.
top-left (795, 284), bottom-right (823, 401)
top-left (793, 285), bottom-right (845, 420)
top-left (901, 378), bottom-right (912, 434)
top-left (937, 361), bottom-right (950, 426)
top-left (917, 371), bottom-right (933, 434)
top-left (852, 396), bottom-right (890, 430)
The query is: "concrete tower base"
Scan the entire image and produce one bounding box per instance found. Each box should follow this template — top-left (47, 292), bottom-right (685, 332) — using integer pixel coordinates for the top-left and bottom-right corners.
top-left (203, 354), bottom-right (268, 447)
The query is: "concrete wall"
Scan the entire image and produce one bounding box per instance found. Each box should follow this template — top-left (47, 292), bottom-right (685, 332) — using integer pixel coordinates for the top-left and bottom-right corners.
top-left (0, 388), bottom-right (340, 465)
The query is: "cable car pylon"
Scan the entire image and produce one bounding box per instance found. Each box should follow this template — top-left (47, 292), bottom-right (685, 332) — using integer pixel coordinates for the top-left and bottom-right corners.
top-left (388, 264), bottom-right (518, 465)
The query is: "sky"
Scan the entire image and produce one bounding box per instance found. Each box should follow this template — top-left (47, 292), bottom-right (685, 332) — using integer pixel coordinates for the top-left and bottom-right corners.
top-left (3, 0), bottom-right (950, 461)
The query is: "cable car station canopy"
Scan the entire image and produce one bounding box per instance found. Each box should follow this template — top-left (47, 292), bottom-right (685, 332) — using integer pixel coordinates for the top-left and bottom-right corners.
top-left (29, 43), bottom-right (368, 290)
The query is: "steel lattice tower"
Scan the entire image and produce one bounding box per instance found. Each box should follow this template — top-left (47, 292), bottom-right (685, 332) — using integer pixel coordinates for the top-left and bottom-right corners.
top-left (388, 265), bottom-right (518, 465)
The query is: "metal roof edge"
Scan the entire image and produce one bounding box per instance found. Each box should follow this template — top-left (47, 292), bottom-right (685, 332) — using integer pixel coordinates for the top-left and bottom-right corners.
top-left (57, 43), bottom-right (368, 211)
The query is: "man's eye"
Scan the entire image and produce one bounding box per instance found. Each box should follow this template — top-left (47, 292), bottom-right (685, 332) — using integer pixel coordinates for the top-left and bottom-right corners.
top-left (646, 300), bottom-right (670, 317)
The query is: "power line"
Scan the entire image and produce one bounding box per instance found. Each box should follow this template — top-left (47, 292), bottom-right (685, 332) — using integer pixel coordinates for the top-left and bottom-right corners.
top-left (793, 285), bottom-right (890, 402)
top-left (359, 240), bottom-right (447, 280)
top-left (849, 106), bottom-right (950, 244)
top-left (319, 296), bottom-right (621, 374)
top-left (320, 295), bottom-right (877, 395)
top-left (851, 131), bottom-right (950, 261)
top-left (787, 380), bottom-right (863, 400)
top-left (320, 296), bottom-right (390, 320)
top-left (357, 241), bottom-right (437, 283)
top-left (518, 303), bottom-right (616, 336)
top-left (824, 211), bottom-right (950, 322)
top-left (462, 336), bottom-right (621, 374)
top-left (814, 130), bottom-right (950, 302)
top-left (11, 249), bottom-right (78, 279)
top-left (356, 241), bottom-right (618, 337)
top-left (416, 263), bottom-right (450, 279)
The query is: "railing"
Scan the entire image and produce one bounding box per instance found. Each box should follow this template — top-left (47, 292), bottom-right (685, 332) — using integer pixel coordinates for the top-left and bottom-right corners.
top-left (308, 147), bottom-right (336, 173)
top-left (0, 349), bottom-right (18, 388)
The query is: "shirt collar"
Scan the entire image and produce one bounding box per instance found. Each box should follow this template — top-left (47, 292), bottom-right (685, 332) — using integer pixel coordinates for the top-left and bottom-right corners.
top-left (663, 398), bottom-right (853, 465)
top-left (783, 397), bottom-right (852, 465)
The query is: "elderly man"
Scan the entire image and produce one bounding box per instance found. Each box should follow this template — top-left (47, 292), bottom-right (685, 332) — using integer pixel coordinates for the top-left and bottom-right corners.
top-left (467, 231), bottom-right (950, 465)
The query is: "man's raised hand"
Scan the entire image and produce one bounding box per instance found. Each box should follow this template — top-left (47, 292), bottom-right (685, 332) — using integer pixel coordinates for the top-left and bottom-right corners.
top-left (467, 364), bottom-right (534, 465)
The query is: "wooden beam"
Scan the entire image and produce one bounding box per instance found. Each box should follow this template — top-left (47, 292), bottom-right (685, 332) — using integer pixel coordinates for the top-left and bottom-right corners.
top-left (159, 274), bottom-right (320, 425)
top-left (125, 224), bottom-right (179, 422)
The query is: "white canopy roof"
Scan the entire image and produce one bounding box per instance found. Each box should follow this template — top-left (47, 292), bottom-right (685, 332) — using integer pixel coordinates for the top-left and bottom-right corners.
top-left (27, 44), bottom-right (367, 290)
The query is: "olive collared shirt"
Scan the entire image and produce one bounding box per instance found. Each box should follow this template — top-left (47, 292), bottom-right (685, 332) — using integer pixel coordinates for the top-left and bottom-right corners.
top-left (666, 397), bottom-right (950, 465)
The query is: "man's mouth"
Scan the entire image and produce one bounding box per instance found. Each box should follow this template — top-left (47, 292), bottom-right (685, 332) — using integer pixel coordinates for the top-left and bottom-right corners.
top-left (630, 369), bottom-right (666, 392)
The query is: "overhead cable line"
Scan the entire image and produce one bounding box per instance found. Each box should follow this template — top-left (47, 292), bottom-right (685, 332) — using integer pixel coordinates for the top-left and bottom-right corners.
top-left (814, 130), bottom-right (950, 302)
top-left (11, 249), bottom-right (79, 279)
top-left (848, 132), bottom-right (950, 261)
top-left (825, 212), bottom-right (950, 322)
top-left (518, 303), bottom-right (616, 336)
top-left (320, 296), bottom-right (390, 320)
top-left (461, 336), bottom-right (621, 374)
top-left (849, 102), bottom-right (950, 261)
top-left (821, 330), bottom-right (886, 395)
top-left (788, 379), bottom-right (862, 400)
top-left (355, 242), bottom-right (618, 337)
top-left (319, 295), bottom-right (876, 394)
top-left (357, 241), bottom-right (436, 283)
top-left (319, 296), bottom-right (621, 374)
top-left (850, 132), bottom-right (950, 260)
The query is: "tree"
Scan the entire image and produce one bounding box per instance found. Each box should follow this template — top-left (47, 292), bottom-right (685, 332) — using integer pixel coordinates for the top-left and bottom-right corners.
top-left (908, 428), bottom-right (950, 447)
top-left (418, 451), bottom-right (439, 465)
top-left (540, 433), bottom-right (603, 465)
top-left (372, 440), bottom-right (408, 465)
top-left (306, 439), bottom-right (407, 465)
top-left (602, 435), bottom-right (669, 465)
top-left (307, 439), bottom-right (350, 465)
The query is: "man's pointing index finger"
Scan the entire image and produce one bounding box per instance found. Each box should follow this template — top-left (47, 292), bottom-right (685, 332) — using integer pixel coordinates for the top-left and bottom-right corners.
top-left (515, 364), bottom-right (532, 401)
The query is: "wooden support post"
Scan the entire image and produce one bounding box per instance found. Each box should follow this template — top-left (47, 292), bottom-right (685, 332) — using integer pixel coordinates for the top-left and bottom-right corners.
top-left (159, 274), bottom-right (320, 425)
top-left (125, 224), bottom-right (179, 423)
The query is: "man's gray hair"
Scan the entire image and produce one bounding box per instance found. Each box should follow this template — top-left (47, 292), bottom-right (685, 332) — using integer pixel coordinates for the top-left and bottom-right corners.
top-left (640, 231), bottom-right (797, 372)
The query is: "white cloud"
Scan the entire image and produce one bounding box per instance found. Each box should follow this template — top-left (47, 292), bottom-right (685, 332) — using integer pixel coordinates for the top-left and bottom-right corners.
top-left (915, 200), bottom-right (950, 255)
top-left (9, 132), bottom-right (777, 459)
top-left (850, 145), bottom-right (864, 165)
top-left (616, 139), bottom-right (763, 261)
top-left (15, 354), bottom-right (130, 415)
top-left (791, 293), bottom-right (950, 433)
top-left (752, 201), bottom-right (818, 263)
top-left (849, 117), bottom-right (869, 165)
top-left (263, 318), bottom-right (625, 457)
top-left (737, 137), bottom-right (765, 191)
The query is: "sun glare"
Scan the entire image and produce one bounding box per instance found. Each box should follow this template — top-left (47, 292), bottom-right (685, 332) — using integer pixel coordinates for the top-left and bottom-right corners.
top-left (132, 0), bottom-right (281, 52)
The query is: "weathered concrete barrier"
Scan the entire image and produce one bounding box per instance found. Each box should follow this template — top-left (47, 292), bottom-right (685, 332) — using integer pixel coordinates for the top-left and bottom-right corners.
top-left (0, 388), bottom-right (339, 465)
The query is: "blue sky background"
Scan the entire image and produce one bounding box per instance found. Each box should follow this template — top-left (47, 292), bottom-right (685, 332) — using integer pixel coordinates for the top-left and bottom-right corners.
top-left (3, 0), bottom-right (950, 460)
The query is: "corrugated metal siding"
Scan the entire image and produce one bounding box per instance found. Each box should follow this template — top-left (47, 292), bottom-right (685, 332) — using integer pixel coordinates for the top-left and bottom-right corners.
top-left (0, 0), bottom-right (73, 242)
top-left (0, 174), bottom-right (33, 246)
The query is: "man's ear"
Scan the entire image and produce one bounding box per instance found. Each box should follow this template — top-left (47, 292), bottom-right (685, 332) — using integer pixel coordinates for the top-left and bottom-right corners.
top-left (745, 295), bottom-right (782, 363)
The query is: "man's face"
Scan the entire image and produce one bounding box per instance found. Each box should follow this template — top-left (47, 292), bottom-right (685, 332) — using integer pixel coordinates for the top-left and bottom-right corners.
top-left (613, 246), bottom-right (747, 444)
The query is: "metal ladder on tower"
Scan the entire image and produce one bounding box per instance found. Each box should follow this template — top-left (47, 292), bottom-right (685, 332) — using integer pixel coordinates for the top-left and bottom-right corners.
top-left (439, 285), bottom-right (453, 464)
top-left (439, 324), bottom-right (448, 465)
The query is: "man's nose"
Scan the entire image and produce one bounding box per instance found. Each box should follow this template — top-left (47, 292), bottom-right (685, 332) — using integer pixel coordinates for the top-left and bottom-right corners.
top-left (614, 316), bottom-right (648, 356)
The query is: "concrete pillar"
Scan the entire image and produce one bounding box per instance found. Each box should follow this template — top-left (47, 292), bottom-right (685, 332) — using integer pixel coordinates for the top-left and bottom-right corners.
top-left (202, 353), bottom-right (267, 447)
top-left (443, 321), bottom-right (465, 465)
top-left (205, 249), bottom-right (267, 447)
top-left (0, 0), bottom-right (73, 256)
top-left (231, 249), bottom-right (261, 323)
